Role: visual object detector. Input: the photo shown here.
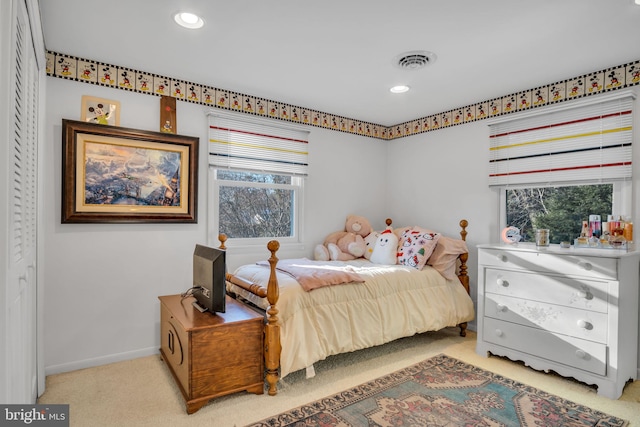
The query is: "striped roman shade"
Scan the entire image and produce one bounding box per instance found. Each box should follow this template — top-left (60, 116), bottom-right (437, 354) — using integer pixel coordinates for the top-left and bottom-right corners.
top-left (488, 91), bottom-right (635, 187)
top-left (208, 112), bottom-right (309, 175)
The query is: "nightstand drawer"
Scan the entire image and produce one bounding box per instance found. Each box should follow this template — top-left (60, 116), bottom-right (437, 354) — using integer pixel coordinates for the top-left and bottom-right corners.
top-left (485, 293), bottom-right (608, 343)
top-left (483, 317), bottom-right (607, 376)
top-left (484, 268), bottom-right (609, 313)
top-left (479, 248), bottom-right (617, 280)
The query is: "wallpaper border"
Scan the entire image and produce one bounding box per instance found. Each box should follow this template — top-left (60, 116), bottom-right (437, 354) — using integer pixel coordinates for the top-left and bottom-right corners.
top-left (47, 51), bottom-right (639, 141)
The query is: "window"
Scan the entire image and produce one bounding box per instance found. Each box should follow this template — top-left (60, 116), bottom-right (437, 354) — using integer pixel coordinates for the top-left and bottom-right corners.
top-left (212, 169), bottom-right (303, 242)
top-left (490, 90), bottom-right (634, 243)
top-left (208, 111), bottom-right (309, 246)
top-left (504, 183), bottom-right (614, 243)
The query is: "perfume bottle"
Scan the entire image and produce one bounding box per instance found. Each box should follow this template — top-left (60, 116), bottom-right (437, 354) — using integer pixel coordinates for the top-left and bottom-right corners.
top-left (576, 220), bottom-right (589, 245)
top-left (600, 222), bottom-right (611, 247)
top-left (610, 217), bottom-right (626, 248)
top-left (623, 216), bottom-right (633, 243)
top-left (589, 215), bottom-right (601, 238)
top-left (608, 215), bottom-right (622, 236)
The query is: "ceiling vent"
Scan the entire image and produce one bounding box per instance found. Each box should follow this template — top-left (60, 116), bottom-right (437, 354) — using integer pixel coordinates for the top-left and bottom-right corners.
top-left (394, 51), bottom-right (437, 70)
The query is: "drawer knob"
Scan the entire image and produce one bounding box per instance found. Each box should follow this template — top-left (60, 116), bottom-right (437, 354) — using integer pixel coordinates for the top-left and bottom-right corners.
top-left (494, 329), bottom-right (504, 337)
top-left (577, 289), bottom-right (593, 300)
top-left (577, 319), bottom-right (592, 330)
top-left (496, 304), bottom-right (508, 312)
top-left (575, 349), bottom-right (587, 359)
top-left (577, 261), bottom-right (593, 271)
top-left (496, 278), bottom-right (509, 287)
top-left (497, 253), bottom-right (508, 262)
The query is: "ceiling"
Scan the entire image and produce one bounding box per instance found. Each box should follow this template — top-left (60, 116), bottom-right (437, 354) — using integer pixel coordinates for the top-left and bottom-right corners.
top-left (39, 0), bottom-right (640, 127)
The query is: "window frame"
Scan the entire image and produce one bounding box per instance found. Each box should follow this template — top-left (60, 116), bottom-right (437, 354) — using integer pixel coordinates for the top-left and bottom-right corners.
top-left (209, 166), bottom-right (305, 249)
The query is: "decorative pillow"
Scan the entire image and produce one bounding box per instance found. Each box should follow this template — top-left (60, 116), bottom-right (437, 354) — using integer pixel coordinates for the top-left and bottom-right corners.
top-left (397, 229), bottom-right (440, 269)
top-left (410, 226), bottom-right (438, 235)
top-left (427, 236), bottom-right (468, 280)
top-left (363, 231), bottom-right (380, 260)
top-left (370, 228), bottom-right (399, 265)
top-left (393, 226), bottom-right (413, 239)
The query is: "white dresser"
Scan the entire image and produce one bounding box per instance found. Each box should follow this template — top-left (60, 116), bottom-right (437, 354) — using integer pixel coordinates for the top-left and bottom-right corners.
top-left (476, 243), bottom-right (640, 399)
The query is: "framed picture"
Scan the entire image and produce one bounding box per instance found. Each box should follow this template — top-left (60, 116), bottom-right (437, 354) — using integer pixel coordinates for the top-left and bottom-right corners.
top-left (81, 95), bottom-right (120, 125)
top-left (62, 119), bottom-right (198, 223)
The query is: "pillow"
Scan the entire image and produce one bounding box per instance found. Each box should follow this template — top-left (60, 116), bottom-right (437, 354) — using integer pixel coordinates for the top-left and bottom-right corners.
top-left (393, 226), bottom-right (413, 239)
top-left (370, 228), bottom-right (399, 265)
top-left (410, 225), bottom-right (438, 235)
top-left (363, 231), bottom-right (380, 260)
top-left (397, 229), bottom-right (440, 269)
top-left (427, 236), bottom-right (468, 280)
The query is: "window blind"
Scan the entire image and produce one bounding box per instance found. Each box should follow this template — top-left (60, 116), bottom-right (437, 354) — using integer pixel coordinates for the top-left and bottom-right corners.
top-left (488, 92), bottom-right (635, 187)
top-left (208, 112), bottom-right (309, 176)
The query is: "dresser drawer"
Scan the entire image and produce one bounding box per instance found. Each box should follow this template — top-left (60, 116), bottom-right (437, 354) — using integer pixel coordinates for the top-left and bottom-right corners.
top-left (485, 293), bottom-right (608, 343)
top-left (484, 268), bottom-right (609, 313)
top-left (479, 248), bottom-right (617, 280)
top-left (482, 317), bottom-right (607, 376)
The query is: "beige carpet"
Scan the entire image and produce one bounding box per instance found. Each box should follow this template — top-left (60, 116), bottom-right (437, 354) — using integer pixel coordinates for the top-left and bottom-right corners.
top-left (38, 329), bottom-right (640, 426)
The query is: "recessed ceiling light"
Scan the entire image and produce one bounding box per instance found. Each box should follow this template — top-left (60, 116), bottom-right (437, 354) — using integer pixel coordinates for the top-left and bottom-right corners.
top-left (390, 85), bottom-right (410, 94)
top-left (174, 12), bottom-right (204, 29)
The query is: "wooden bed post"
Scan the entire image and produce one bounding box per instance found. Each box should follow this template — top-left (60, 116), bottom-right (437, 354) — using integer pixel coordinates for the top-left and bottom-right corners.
top-left (457, 219), bottom-right (469, 337)
top-left (264, 240), bottom-right (281, 396)
top-left (218, 233), bottom-right (227, 250)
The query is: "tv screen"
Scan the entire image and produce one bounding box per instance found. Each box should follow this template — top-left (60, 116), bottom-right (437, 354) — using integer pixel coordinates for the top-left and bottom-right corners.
top-left (192, 244), bottom-right (226, 314)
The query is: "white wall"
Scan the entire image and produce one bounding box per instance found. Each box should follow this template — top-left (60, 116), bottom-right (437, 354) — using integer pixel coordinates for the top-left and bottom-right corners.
top-left (43, 76), bottom-right (640, 377)
top-left (386, 94), bottom-right (640, 371)
top-left (43, 77), bottom-right (388, 374)
top-left (385, 121), bottom-right (497, 329)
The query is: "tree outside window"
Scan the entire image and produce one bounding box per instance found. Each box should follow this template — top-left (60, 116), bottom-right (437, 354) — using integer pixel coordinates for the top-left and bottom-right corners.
top-left (506, 184), bottom-right (613, 244)
top-left (216, 169), bottom-right (299, 239)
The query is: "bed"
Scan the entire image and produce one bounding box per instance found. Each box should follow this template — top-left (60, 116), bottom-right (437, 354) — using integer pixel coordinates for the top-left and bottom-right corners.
top-left (223, 219), bottom-right (474, 396)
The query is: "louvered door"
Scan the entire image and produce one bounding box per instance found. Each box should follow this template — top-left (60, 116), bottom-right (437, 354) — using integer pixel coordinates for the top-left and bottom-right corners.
top-left (1, 0), bottom-right (40, 404)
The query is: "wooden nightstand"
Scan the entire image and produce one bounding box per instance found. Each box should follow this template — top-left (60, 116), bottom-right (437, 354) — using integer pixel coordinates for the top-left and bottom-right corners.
top-left (159, 294), bottom-right (264, 414)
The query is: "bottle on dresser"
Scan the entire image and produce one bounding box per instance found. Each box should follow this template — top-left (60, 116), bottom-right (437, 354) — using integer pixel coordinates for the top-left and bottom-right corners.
top-left (623, 216), bottom-right (633, 243)
top-left (608, 215), bottom-right (626, 248)
top-left (576, 220), bottom-right (590, 246)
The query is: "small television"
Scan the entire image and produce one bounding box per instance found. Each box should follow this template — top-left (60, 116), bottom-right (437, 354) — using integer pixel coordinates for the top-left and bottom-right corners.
top-left (192, 244), bottom-right (227, 314)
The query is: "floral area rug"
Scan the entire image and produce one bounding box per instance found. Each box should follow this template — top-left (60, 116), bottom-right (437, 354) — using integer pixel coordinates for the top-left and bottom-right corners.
top-left (247, 354), bottom-right (628, 427)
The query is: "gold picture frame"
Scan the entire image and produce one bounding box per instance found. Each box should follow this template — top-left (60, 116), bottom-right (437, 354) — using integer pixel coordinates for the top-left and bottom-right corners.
top-left (62, 119), bottom-right (198, 223)
top-left (80, 95), bottom-right (121, 125)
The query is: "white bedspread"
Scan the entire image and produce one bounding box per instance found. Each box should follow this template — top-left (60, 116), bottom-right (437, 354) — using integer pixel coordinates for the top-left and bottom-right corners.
top-left (227, 259), bottom-right (475, 378)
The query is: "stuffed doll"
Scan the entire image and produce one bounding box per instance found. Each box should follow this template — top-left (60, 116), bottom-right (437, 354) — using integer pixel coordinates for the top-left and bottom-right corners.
top-left (363, 230), bottom-right (380, 260)
top-left (314, 215), bottom-right (373, 261)
top-left (370, 227), bottom-right (399, 265)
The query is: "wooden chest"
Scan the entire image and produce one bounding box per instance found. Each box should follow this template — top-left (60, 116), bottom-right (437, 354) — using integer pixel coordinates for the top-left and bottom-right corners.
top-left (159, 294), bottom-right (264, 414)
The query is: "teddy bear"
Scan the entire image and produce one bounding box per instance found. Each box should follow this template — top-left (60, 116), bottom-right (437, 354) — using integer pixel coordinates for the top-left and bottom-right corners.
top-left (369, 227), bottom-right (399, 265)
top-left (314, 215), bottom-right (373, 261)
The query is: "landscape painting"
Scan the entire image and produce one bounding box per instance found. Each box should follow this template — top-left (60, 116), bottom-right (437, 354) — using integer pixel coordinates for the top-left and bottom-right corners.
top-left (62, 119), bottom-right (198, 223)
top-left (83, 141), bottom-right (182, 207)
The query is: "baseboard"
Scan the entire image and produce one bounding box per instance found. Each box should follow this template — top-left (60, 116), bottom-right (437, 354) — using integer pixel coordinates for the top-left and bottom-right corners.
top-left (44, 346), bottom-right (159, 376)
top-left (43, 324), bottom-right (479, 377)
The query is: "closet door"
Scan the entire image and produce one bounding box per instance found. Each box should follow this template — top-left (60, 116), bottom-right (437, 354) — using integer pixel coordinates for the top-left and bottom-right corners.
top-left (0, 0), bottom-right (41, 404)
